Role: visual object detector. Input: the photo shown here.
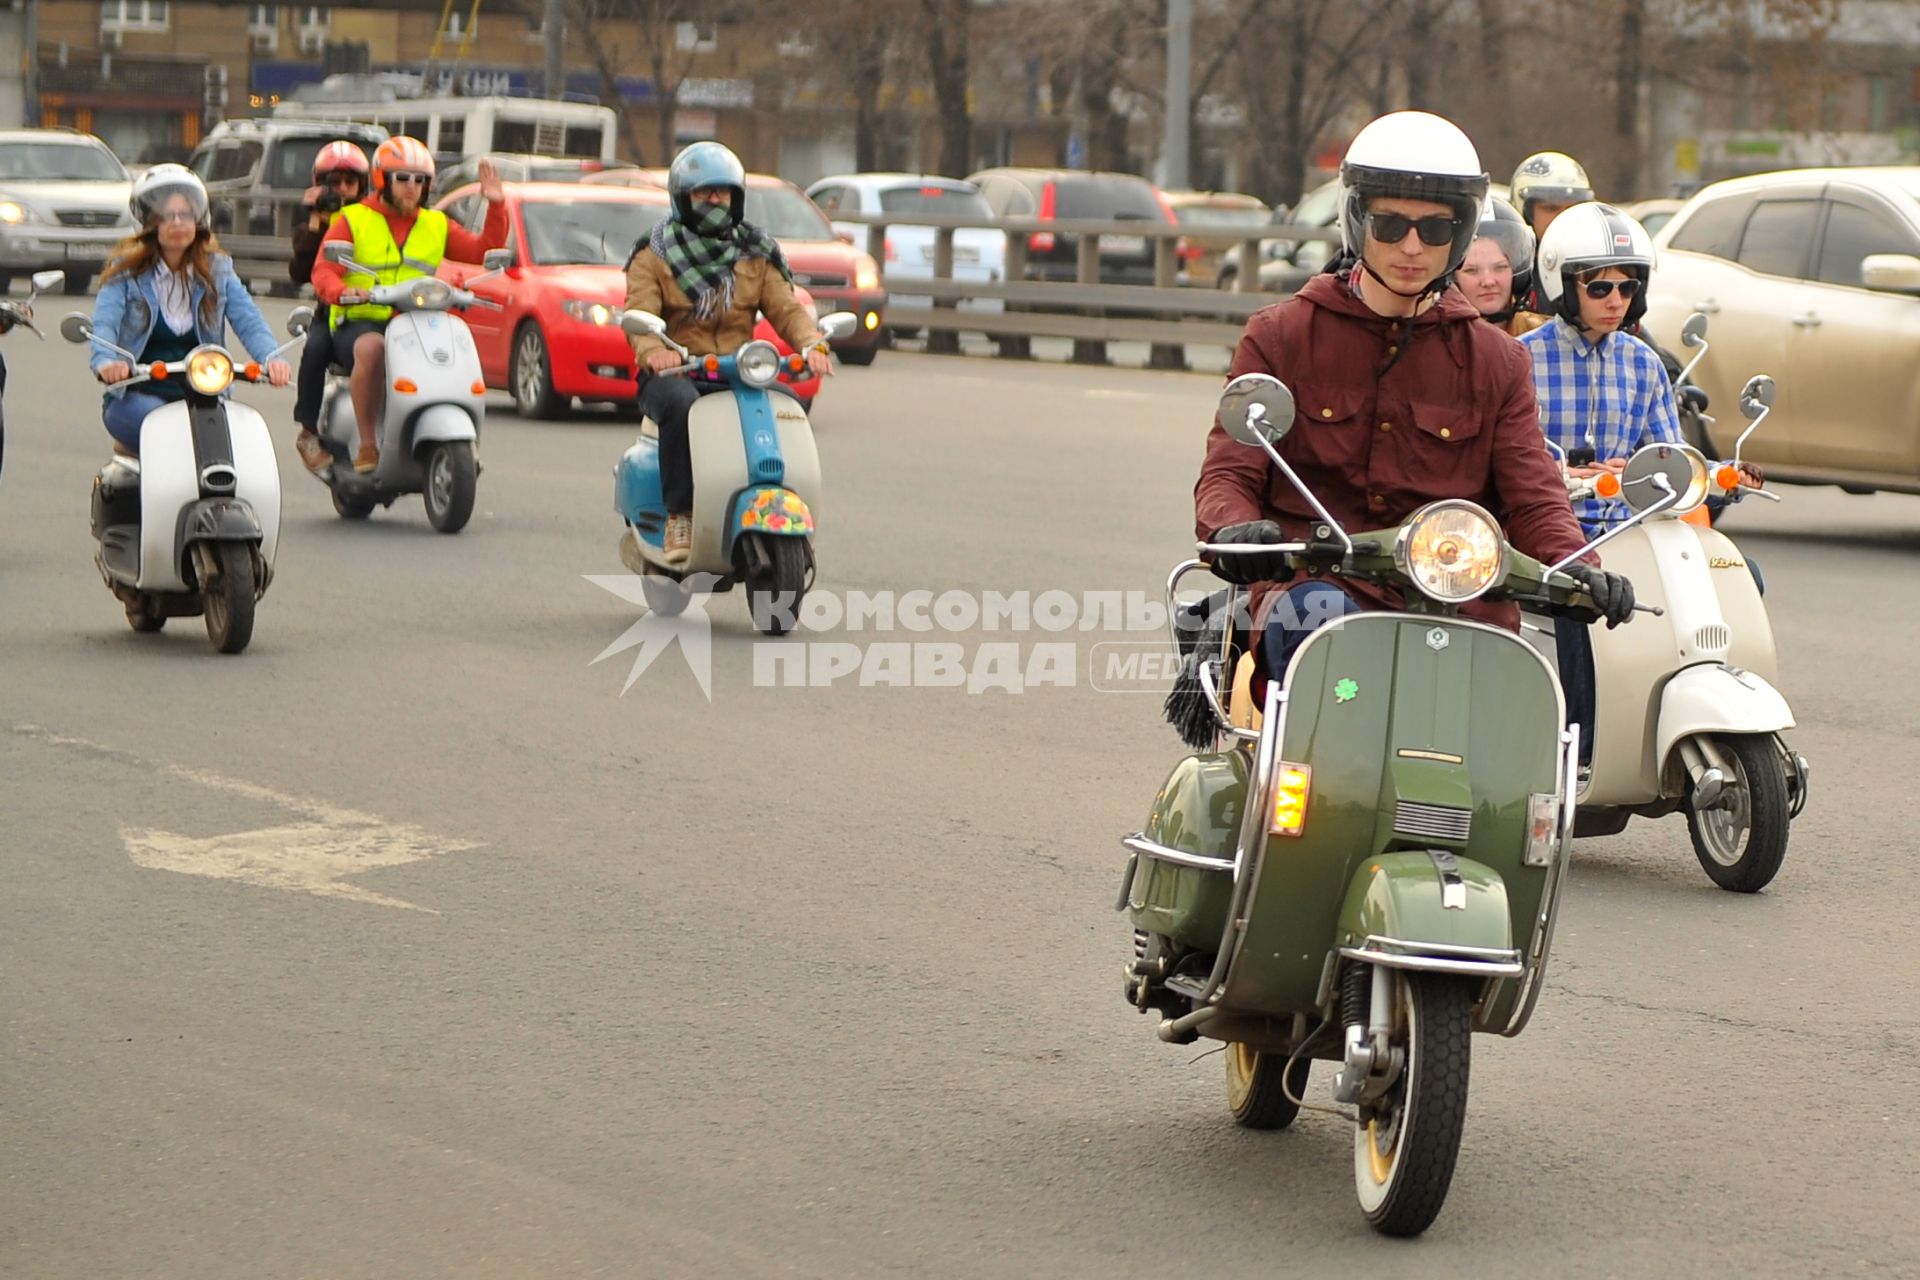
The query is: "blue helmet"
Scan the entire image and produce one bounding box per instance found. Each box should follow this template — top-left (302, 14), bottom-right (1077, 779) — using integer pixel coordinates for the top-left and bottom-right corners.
top-left (668, 141), bottom-right (745, 226)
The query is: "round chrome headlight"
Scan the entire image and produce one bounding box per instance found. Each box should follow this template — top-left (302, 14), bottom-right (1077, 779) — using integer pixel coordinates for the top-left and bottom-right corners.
top-left (1393, 500), bottom-right (1509, 604)
top-left (1617, 442), bottom-right (1710, 515)
top-left (736, 340), bottom-right (780, 389)
top-left (406, 278), bottom-right (453, 309)
top-left (185, 346), bottom-right (234, 396)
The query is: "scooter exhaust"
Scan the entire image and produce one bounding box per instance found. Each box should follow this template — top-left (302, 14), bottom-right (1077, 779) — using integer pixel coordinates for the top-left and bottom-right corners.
top-left (1155, 1005), bottom-right (1220, 1043)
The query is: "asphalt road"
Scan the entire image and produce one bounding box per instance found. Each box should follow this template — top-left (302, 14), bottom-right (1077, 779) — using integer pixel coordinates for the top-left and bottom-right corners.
top-left (3, 314), bottom-right (1917, 1278)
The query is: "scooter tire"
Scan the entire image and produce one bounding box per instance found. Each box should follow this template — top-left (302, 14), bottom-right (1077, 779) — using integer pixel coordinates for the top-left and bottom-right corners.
top-left (423, 441), bottom-right (477, 534)
top-left (746, 536), bottom-right (809, 636)
top-left (125, 597), bottom-right (166, 633)
top-left (332, 489), bottom-right (375, 520)
top-left (203, 542), bottom-right (256, 655)
top-left (1226, 1042), bottom-right (1309, 1130)
top-left (1686, 733), bottom-right (1790, 893)
top-left (1354, 971), bottom-right (1472, 1238)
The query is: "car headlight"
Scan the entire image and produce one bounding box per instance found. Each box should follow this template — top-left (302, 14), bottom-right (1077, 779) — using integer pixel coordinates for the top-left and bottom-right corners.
top-left (0, 201), bottom-right (28, 225)
top-left (735, 339), bottom-right (780, 389)
top-left (405, 278), bottom-right (452, 309)
top-left (1393, 499), bottom-right (1508, 604)
top-left (186, 347), bottom-right (235, 396)
top-left (564, 299), bottom-right (618, 326)
top-left (854, 253), bottom-right (880, 291)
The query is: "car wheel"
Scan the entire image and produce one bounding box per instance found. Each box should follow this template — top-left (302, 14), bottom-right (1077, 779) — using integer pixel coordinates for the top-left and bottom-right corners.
top-left (510, 321), bottom-right (568, 419)
top-left (839, 342), bottom-right (877, 367)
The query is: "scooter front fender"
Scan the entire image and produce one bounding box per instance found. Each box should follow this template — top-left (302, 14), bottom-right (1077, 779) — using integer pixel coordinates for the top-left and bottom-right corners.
top-left (409, 402), bottom-right (478, 448)
top-left (180, 495), bottom-right (263, 542)
top-left (727, 486), bottom-right (815, 542)
top-left (1656, 663), bottom-right (1795, 770)
top-left (1334, 852), bottom-right (1521, 975)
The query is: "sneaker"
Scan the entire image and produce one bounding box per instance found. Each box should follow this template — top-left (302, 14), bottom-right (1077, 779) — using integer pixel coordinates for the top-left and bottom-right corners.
top-left (294, 429), bottom-right (331, 474)
top-left (663, 513), bottom-right (692, 566)
top-left (352, 442), bottom-right (379, 473)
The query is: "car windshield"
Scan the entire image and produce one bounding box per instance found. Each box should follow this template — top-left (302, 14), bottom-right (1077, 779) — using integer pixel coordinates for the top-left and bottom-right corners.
top-left (1054, 176), bottom-right (1167, 220)
top-left (522, 198), bottom-right (664, 266)
top-left (745, 185), bottom-right (835, 239)
top-left (1174, 205), bottom-right (1270, 229)
top-left (877, 185), bottom-right (990, 217)
top-left (0, 142), bottom-right (124, 182)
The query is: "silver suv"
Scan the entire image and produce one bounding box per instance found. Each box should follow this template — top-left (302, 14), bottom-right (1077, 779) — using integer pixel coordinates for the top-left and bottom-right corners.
top-left (189, 117), bottom-right (388, 239)
top-left (0, 129), bottom-right (134, 295)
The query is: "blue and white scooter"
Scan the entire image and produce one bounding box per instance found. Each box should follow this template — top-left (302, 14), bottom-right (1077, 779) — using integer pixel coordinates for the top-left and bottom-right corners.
top-left (569, 302), bottom-right (855, 635)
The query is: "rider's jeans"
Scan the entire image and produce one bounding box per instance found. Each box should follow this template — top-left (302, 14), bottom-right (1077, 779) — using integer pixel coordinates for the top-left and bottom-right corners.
top-left (292, 322), bottom-right (335, 429)
top-left (103, 390), bottom-right (172, 452)
top-left (1555, 621), bottom-right (1597, 767)
top-left (637, 374), bottom-right (799, 514)
top-left (1259, 582), bottom-right (1365, 683)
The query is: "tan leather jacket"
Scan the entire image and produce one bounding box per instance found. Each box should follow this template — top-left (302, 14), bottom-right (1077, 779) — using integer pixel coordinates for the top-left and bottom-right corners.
top-left (623, 248), bottom-right (820, 364)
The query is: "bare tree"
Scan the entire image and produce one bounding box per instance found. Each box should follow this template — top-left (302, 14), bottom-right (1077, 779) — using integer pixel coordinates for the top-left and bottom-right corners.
top-left (919, 0), bottom-right (975, 175)
top-left (1234, 0), bottom-right (1386, 206)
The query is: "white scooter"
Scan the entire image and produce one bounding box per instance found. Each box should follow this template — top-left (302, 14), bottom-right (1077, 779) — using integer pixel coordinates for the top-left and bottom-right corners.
top-left (299, 243), bottom-right (508, 533)
top-left (63, 310), bottom-right (304, 654)
top-left (1526, 364), bottom-right (1809, 892)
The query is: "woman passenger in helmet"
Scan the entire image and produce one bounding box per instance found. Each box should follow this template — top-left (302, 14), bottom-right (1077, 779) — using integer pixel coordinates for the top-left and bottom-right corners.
top-left (89, 165), bottom-right (291, 455)
top-left (1455, 194), bottom-right (1535, 335)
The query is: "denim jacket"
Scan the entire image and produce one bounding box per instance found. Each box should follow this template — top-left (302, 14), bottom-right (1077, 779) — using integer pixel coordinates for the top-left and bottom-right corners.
top-left (89, 252), bottom-right (280, 379)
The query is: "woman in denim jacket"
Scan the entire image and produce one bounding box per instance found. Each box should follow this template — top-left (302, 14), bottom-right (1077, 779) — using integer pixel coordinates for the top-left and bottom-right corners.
top-left (89, 165), bottom-right (290, 454)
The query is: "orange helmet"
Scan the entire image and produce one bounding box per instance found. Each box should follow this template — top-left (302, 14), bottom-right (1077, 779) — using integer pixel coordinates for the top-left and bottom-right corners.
top-left (312, 139), bottom-right (370, 182)
top-left (371, 136), bottom-right (435, 198)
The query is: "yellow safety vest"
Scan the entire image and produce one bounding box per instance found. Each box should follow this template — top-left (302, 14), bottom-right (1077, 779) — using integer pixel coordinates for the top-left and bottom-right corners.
top-left (331, 201), bottom-right (450, 327)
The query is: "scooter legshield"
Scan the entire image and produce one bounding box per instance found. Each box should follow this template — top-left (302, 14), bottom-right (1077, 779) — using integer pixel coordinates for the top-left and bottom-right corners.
top-left (1127, 751), bottom-right (1248, 950)
top-left (134, 399), bottom-right (280, 592)
top-left (1214, 613), bottom-right (1564, 1019)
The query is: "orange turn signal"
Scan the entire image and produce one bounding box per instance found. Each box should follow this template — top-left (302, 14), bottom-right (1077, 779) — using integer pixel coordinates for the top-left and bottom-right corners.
top-left (150, 363), bottom-right (169, 380)
top-left (1714, 465), bottom-right (1741, 491)
top-left (244, 362), bottom-right (261, 380)
top-left (703, 355), bottom-right (720, 375)
top-left (393, 378), bottom-right (418, 394)
top-left (1595, 473), bottom-right (1621, 499)
top-left (471, 380), bottom-right (486, 395)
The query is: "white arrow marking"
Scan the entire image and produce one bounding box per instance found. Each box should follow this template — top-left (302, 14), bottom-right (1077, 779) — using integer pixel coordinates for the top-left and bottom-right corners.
top-left (12, 723), bottom-right (478, 912)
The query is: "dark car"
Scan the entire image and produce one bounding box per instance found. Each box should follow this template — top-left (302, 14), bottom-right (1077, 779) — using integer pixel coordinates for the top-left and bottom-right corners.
top-left (965, 167), bottom-right (1177, 285)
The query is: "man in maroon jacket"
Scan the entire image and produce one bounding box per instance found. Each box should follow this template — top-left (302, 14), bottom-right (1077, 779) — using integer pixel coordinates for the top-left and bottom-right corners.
top-left (1194, 110), bottom-right (1635, 686)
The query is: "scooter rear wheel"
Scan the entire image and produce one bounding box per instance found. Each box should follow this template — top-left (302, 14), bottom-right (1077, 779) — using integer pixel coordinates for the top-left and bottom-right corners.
top-left (331, 489), bottom-right (374, 520)
top-left (1353, 971), bottom-right (1472, 1238)
top-left (1225, 1042), bottom-right (1309, 1130)
top-left (1686, 733), bottom-right (1790, 893)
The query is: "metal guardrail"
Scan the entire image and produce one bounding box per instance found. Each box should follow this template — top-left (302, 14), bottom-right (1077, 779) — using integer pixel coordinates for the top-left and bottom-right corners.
top-left (212, 191), bottom-right (1340, 364)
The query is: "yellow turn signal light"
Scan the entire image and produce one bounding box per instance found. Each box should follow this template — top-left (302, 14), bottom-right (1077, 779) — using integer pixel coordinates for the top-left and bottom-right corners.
top-left (1271, 761), bottom-right (1311, 837)
top-left (393, 378), bottom-right (418, 394)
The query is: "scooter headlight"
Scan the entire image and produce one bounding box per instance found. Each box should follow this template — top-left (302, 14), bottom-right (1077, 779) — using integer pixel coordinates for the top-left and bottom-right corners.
top-left (185, 346), bottom-right (234, 396)
top-left (404, 278), bottom-right (453, 310)
top-left (1393, 499), bottom-right (1509, 604)
top-left (736, 340), bottom-right (780, 389)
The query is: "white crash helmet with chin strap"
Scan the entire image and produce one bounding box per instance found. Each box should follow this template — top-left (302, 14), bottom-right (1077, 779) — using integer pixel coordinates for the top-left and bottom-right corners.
top-left (1535, 201), bottom-right (1656, 327)
top-left (130, 163), bottom-right (210, 230)
top-left (1338, 110), bottom-right (1490, 290)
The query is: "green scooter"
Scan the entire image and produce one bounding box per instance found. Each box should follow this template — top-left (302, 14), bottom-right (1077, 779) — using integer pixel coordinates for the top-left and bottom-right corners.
top-left (1120, 372), bottom-right (1649, 1236)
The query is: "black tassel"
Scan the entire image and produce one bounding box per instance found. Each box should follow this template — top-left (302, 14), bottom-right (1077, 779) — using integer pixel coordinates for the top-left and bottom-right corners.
top-left (1163, 590), bottom-right (1234, 751)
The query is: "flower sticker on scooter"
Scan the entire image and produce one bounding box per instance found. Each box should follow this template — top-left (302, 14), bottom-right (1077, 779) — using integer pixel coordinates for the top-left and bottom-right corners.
top-left (739, 489), bottom-right (814, 534)
top-left (1334, 678), bottom-right (1359, 703)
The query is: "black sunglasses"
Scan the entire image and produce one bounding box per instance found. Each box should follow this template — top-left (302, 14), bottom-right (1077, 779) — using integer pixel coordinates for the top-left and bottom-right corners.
top-left (1366, 211), bottom-right (1461, 247)
top-left (1582, 278), bottom-right (1642, 300)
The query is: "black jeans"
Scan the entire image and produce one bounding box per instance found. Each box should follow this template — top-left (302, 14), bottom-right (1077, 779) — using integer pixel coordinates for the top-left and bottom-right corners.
top-left (637, 374), bottom-right (799, 514)
top-left (295, 319), bottom-right (385, 429)
top-left (1554, 621), bottom-right (1597, 767)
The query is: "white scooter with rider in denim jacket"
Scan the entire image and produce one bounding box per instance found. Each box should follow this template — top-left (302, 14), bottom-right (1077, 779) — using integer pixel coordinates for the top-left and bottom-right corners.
top-left (1518, 203), bottom-right (1807, 892)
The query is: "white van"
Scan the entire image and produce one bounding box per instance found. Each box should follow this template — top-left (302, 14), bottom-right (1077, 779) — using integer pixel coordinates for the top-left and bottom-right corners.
top-left (274, 93), bottom-right (616, 166)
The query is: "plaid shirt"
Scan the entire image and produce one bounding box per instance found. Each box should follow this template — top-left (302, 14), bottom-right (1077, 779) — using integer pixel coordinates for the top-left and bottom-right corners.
top-left (1520, 316), bottom-right (1681, 532)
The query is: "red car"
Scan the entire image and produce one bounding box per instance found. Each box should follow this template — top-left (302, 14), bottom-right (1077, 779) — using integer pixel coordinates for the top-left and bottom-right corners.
top-left (582, 167), bottom-right (887, 365)
top-left (434, 181), bottom-right (823, 418)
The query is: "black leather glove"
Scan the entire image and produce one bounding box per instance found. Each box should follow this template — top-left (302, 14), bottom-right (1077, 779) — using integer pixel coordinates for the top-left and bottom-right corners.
top-left (1207, 519), bottom-right (1292, 585)
top-left (1564, 563), bottom-right (1636, 628)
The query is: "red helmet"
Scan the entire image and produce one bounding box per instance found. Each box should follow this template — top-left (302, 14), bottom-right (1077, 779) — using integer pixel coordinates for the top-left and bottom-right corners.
top-left (371, 136), bottom-right (435, 197)
top-left (312, 140), bottom-right (370, 182)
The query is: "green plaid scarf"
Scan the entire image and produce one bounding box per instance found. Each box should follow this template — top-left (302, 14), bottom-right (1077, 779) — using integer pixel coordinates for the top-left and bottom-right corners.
top-left (644, 203), bottom-right (792, 323)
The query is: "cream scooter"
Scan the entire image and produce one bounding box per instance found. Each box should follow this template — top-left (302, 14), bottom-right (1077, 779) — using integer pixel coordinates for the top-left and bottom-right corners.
top-left (1527, 367), bottom-right (1808, 892)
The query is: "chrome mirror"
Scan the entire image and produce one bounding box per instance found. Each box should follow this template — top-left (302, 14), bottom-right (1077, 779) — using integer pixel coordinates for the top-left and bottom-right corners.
top-left (321, 241), bottom-right (351, 263)
top-left (1739, 374), bottom-right (1775, 420)
top-left (619, 309), bottom-right (667, 338)
top-left (59, 312), bottom-right (93, 343)
top-left (29, 270), bottom-right (65, 296)
top-left (287, 305), bottom-right (314, 337)
top-left (817, 310), bottom-right (858, 340)
top-left (1217, 372), bottom-right (1294, 447)
top-left (482, 248), bottom-right (513, 272)
top-left (1619, 442), bottom-right (1709, 515)
top-left (1680, 312), bottom-right (1709, 348)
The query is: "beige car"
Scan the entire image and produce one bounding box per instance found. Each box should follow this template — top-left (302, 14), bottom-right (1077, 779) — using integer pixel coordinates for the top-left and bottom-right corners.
top-left (1642, 167), bottom-right (1920, 495)
top-left (1161, 189), bottom-right (1272, 285)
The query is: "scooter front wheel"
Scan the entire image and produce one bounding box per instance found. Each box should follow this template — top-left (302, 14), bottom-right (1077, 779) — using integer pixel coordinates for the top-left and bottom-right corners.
top-left (1226, 1042), bottom-right (1309, 1130)
top-left (202, 542), bottom-right (256, 655)
top-left (1353, 971), bottom-right (1472, 1238)
top-left (1686, 733), bottom-right (1790, 893)
top-left (423, 441), bottom-right (477, 534)
top-left (746, 535), bottom-right (810, 636)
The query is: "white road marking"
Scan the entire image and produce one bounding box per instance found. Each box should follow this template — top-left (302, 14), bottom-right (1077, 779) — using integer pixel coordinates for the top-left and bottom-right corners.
top-left (11, 723), bottom-right (478, 912)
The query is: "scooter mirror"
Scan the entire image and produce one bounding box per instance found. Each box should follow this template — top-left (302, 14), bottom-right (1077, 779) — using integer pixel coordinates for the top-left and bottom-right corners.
top-left (618, 309), bottom-right (668, 338)
top-left (1680, 312), bottom-right (1709, 348)
top-left (29, 270), bottom-right (64, 295)
top-left (817, 311), bottom-right (858, 340)
top-left (482, 248), bottom-right (513, 272)
top-left (287, 306), bottom-right (314, 337)
top-left (1217, 372), bottom-right (1295, 448)
top-left (1739, 375), bottom-right (1776, 420)
top-left (321, 241), bottom-right (353, 264)
top-left (1619, 442), bottom-right (1710, 515)
top-left (59, 312), bottom-right (93, 344)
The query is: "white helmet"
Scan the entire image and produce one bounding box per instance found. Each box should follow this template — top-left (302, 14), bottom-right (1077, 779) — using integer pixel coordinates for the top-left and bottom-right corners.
top-left (1509, 151), bottom-right (1594, 228)
top-left (130, 163), bottom-right (209, 231)
top-left (1337, 110), bottom-right (1489, 277)
top-left (1536, 201), bottom-right (1655, 326)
